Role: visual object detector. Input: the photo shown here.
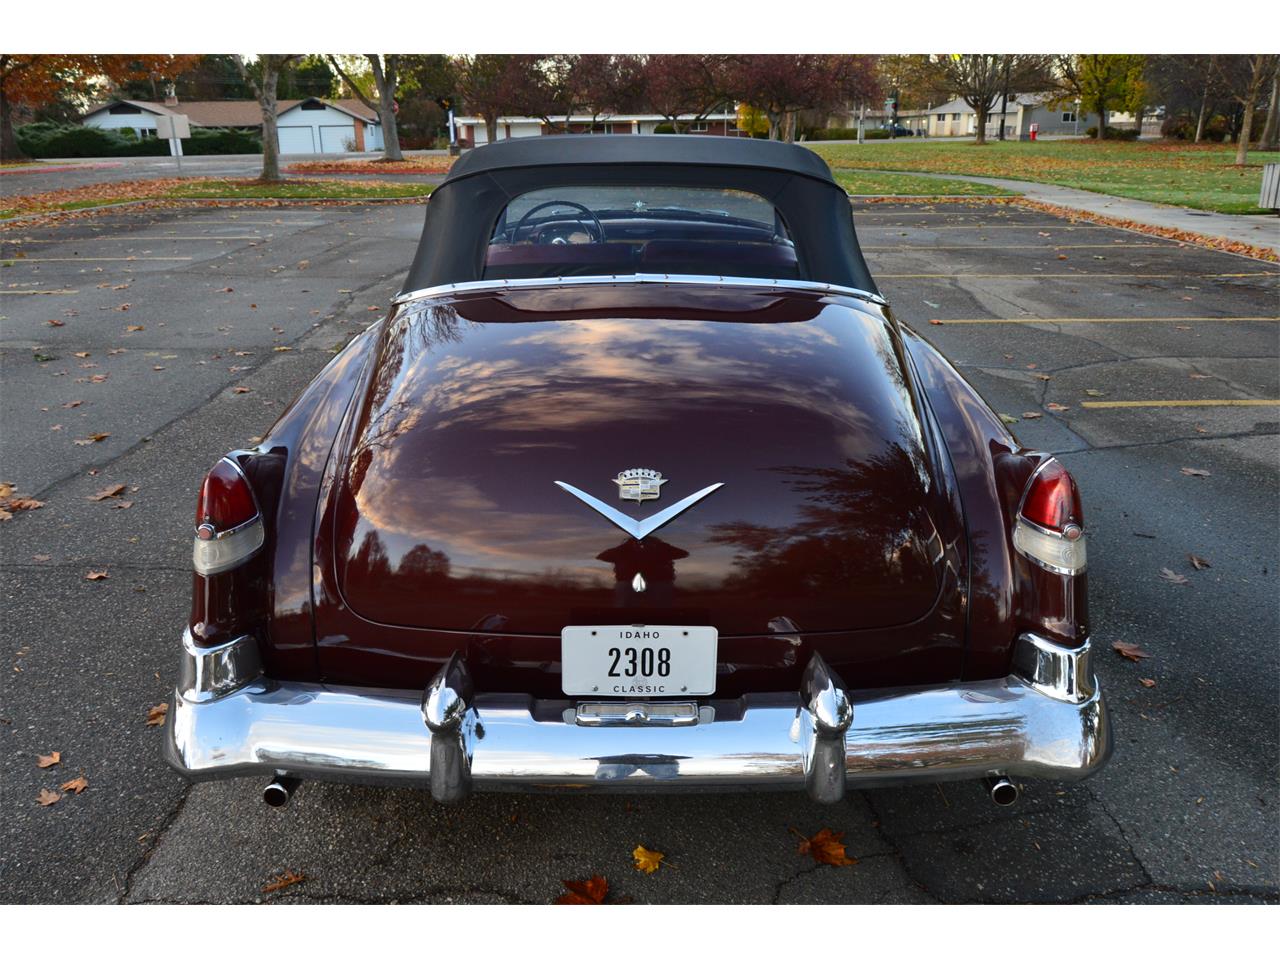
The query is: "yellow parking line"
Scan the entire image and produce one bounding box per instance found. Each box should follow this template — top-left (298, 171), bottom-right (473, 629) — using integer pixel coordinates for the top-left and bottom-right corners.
top-left (0, 288), bottom-right (78, 295)
top-left (860, 224), bottom-right (1113, 229)
top-left (6, 256), bottom-right (193, 262)
top-left (880, 272), bottom-right (1277, 279)
top-left (1081, 399), bottom-right (1280, 409)
top-left (927, 316), bottom-right (1279, 324)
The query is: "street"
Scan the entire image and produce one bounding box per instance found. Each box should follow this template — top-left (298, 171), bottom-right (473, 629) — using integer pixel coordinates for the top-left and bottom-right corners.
top-left (1, 198), bottom-right (1277, 903)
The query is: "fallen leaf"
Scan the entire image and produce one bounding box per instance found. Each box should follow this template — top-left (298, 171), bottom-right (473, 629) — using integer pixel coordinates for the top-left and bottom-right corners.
top-left (1034, 373), bottom-right (1052, 381)
top-left (1112, 640), bottom-right (1153, 662)
top-left (145, 702), bottom-right (169, 726)
top-left (73, 351), bottom-right (90, 359)
top-left (262, 869), bottom-right (306, 894)
top-left (1046, 402), bottom-right (1070, 412)
top-left (795, 827), bottom-right (857, 867)
top-left (3, 496), bottom-right (45, 512)
top-left (1188, 554), bottom-right (1212, 570)
top-left (60, 775), bottom-right (88, 794)
top-left (1139, 678), bottom-right (1157, 688)
top-left (928, 319), bottom-right (943, 325)
top-left (0, 482), bottom-right (12, 500)
top-left (112, 500), bottom-right (133, 510)
top-left (61, 400), bottom-right (82, 408)
top-left (1159, 567), bottom-right (1190, 586)
top-left (33, 554), bottom-right (52, 562)
top-left (46, 318), bottom-right (66, 327)
top-left (556, 875), bottom-right (609, 904)
top-left (999, 413), bottom-right (1020, 425)
top-left (1022, 411), bottom-right (1043, 419)
top-left (232, 386), bottom-right (252, 394)
top-left (88, 483), bottom-right (126, 501)
top-left (125, 325), bottom-right (145, 333)
top-left (272, 346), bottom-right (293, 352)
top-left (73, 432), bottom-right (110, 445)
top-left (1084, 389), bottom-right (1106, 397)
top-left (632, 845), bottom-right (665, 874)
top-left (36, 751), bottom-right (61, 768)
top-left (1180, 467), bottom-right (1210, 478)
top-left (37, 788), bottom-right (61, 807)
top-left (85, 569), bottom-right (109, 581)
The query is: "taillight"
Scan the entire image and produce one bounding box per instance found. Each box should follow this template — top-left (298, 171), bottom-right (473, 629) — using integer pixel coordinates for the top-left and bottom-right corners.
top-left (1012, 459), bottom-right (1087, 575)
top-left (192, 458), bottom-right (264, 575)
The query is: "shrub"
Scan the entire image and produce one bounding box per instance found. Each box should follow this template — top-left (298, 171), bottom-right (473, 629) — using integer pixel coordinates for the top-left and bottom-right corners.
top-left (863, 128), bottom-right (891, 140)
top-left (186, 127), bottom-right (261, 155)
top-left (1083, 124), bottom-right (1139, 140)
top-left (806, 127), bottom-right (863, 141)
top-left (15, 122), bottom-right (262, 157)
top-left (653, 122), bottom-right (675, 134)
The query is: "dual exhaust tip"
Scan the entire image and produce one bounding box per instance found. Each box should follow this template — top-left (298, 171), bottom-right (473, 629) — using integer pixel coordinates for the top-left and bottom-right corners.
top-left (261, 772), bottom-right (1022, 807)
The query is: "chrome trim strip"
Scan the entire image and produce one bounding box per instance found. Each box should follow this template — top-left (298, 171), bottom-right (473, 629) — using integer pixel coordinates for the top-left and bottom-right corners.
top-left (165, 634), bottom-right (1110, 795)
top-left (393, 274), bottom-right (887, 308)
top-left (555, 480), bottom-right (723, 541)
top-left (1012, 633), bottom-right (1096, 703)
top-left (177, 629), bottom-right (263, 703)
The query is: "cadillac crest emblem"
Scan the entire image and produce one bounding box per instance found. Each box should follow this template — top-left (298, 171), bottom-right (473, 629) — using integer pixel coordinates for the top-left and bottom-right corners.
top-left (614, 467), bottom-right (667, 503)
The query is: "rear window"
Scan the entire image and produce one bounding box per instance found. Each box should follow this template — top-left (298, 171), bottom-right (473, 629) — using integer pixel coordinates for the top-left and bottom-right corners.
top-left (484, 185), bottom-right (799, 281)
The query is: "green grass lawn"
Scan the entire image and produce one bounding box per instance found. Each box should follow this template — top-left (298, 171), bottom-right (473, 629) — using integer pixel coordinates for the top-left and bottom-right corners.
top-left (835, 171), bottom-right (1016, 197)
top-left (162, 179), bottom-right (434, 200)
top-left (810, 140), bottom-right (1280, 214)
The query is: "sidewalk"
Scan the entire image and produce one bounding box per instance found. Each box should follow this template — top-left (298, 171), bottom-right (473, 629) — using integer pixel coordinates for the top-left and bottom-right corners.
top-left (864, 168), bottom-right (1280, 256)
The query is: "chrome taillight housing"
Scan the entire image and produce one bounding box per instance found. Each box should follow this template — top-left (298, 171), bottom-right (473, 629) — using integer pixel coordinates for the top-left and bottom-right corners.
top-left (192, 457), bottom-right (264, 575)
top-left (1012, 458), bottom-right (1087, 575)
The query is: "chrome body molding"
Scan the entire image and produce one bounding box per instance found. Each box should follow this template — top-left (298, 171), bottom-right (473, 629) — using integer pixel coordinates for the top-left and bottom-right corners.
top-left (165, 633), bottom-right (1109, 799)
top-left (392, 274), bottom-right (888, 309)
top-left (177, 629), bottom-right (263, 704)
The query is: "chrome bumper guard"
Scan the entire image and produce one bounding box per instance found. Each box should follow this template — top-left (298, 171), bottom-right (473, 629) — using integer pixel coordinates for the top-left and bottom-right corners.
top-left (165, 632), bottom-right (1110, 804)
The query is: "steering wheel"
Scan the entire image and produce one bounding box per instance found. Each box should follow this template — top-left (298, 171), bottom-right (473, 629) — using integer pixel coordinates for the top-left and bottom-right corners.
top-left (512, 199), bottom-right (606, 244)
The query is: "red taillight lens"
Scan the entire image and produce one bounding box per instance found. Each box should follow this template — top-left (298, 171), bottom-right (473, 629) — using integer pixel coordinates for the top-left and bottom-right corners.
top-left (195, 459), bottom-right (258, 531)
top-left (1020, 460), bottom-right (1083, 532)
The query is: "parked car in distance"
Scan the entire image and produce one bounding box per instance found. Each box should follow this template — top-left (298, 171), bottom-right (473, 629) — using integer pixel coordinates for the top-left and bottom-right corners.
top-left (166, 136), bottom-right (1110, 807)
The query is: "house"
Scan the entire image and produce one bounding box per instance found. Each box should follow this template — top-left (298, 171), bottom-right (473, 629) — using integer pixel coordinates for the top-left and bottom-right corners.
top-left (922, 94), bottom-right (1097, 139)
top-left (451, 109), bottom-right (741, 146)
top-left (82, 96), bottom-right (385, 154)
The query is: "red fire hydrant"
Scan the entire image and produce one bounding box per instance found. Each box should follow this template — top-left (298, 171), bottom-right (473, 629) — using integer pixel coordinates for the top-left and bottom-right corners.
top-left (1029, 123), bottom-right (1039, 141)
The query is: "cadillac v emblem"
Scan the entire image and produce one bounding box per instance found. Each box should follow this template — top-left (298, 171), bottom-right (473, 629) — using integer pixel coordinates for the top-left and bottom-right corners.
top-left (614, 467), bottom-right (667, 502)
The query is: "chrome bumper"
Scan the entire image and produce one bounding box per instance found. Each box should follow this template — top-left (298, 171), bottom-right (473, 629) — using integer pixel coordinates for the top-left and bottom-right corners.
top-left (164, 632), bottom-right (1111, 804)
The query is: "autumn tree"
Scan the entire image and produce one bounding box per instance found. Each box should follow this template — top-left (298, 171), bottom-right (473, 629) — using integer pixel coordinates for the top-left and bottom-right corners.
top-left (1216, 54), bottom-right (1280, 164)
top-left (1259, 66), bottom-right (1279, 151)
top-left (727, 55), bottom-right (879, 142)
top-left (327, 55), bottom-right (405, 160)
top-left (911, 55), bottom-right (1053, 145)
top-left (1054, 54), bottom-right (1146, 139)
top-left (565, 54), bottom-right (645, 131)
top-left (1, 54), bottom-right (198, 161)
top-left (233, 54), bottom-right (300, 181)
top-left (453, 54), bottom-right (541, 143)
top-left (640, 54), bottom-right (734, 133)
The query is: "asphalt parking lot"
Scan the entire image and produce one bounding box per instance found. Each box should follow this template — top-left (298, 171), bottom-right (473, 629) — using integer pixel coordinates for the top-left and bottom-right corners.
top-left (1, 199), bottom-right (1277, 904)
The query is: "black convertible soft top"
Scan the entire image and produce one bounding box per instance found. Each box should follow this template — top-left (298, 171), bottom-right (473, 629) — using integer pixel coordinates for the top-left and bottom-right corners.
top-left (401, 135), bottom-right (877, 295)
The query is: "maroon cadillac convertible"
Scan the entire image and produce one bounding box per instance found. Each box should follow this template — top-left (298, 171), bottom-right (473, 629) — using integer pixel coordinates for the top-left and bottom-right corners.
top-left (165, 136), bottom-right (1110, 806)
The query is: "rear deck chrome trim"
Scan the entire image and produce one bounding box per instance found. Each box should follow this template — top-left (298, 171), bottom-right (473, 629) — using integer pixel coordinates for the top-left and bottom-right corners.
top-left (165, 634), bottom-right (1110, 800)
top-left (392, 274), bottom-right (887, 308)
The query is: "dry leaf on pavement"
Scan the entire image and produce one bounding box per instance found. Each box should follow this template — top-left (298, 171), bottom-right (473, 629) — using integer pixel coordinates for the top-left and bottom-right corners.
top-left (1188, 554), bottom-right (1212, 570)
top-left (37, 788), bottom-right (61, 806)
top-left (1046, 402), bottom-right (1070, 412)
top-left (61, 776), bottom-right (88, 794)
top-left (262, 869), bottom-right (306, 894)
top-left (232, 386), bottom-right (252, 394)
top-left (88, 483), bottom-right (126, 501)
top-left (556, 875), bottom-right (609, 904)
top-left (794, 827), bottom-right (857, 867)
top-left (145, 702), bottom-right (169, 726)
top-left (1159, 568), bottom-right (1190, 586)
top-left (85, 569), bottom-right (109, 581)
top-left (1179, 467), bottom-right (1211, 478)
top-left (73, 432), bottom-right (110, 446)
top-left (36, 751), bottom-right (61, 768)
top-left (1112, 640), bottom-right (1153, 662)
top-left (632, 845), bottom-right (665, 874)
top-left (1139, 678), bottom-right (1157, 688)
top-left (1022, 412), bottom-right (1043, 419)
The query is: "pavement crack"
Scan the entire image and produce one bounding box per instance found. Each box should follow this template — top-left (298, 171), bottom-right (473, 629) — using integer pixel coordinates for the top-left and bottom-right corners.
top-left (118, 780), bottom-right (192, 904)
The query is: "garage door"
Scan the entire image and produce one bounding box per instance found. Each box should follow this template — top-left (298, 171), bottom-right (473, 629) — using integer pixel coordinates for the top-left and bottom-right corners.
top-left (319, 124), bottom-right (356, 153)
top-left (277, 126), bottom-right (316, 154)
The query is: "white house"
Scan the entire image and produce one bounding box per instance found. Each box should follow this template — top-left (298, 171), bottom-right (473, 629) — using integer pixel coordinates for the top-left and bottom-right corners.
top-left (82, 96), bottom-right (384, 154)
top-left (451, 110), bottom-right (741, 146)
top-left (922, 94), bottom-right (1097, 139)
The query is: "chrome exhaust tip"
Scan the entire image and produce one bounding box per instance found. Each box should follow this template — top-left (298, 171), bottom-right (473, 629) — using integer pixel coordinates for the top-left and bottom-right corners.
top-left (986, 776), bottom-right (1020, 807)
top-left (263, 775), bottom-right (299, 807)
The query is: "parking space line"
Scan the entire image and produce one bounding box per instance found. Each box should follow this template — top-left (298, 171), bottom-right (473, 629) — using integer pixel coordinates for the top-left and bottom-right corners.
top-left (864, 243), bottom-right (1177, 250)
top-left (0, 289), bottom-right (78, 295)
top-left (858, 224), bottom-right (1160, 230)
top-left (880, 272), bottom-right (1277, 279)
top-left (1081, 399), bottom-right (1280, 408)
top-left (3, 236), bottom-right (267, 243)
top-left (7, 256), bottom-right (194, 262)
top-left (926, 316), bottom-right (1279, 324)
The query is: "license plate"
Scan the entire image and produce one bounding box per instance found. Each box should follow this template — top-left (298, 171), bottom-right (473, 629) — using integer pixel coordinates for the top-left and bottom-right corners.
top-left (561, 625), bottom-right (717, 697)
